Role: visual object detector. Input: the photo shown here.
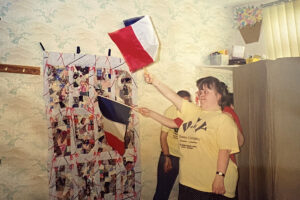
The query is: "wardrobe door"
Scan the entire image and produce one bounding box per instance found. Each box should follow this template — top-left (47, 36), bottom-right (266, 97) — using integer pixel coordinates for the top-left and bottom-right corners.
top-left (233, 60), bottom-right (270, 200)
top-left (266, 58), bottom-right (300, 200)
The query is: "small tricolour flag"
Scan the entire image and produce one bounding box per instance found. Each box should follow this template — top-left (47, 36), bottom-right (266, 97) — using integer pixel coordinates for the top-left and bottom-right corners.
top-left (108, 15), bottom-right (159, 72)
top-left (97, 96), bottom-right (131, 156)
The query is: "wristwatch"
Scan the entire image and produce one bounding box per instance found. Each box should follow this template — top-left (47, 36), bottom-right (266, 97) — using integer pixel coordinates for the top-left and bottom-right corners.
top-left (216, 171), bottom-right (225, 177)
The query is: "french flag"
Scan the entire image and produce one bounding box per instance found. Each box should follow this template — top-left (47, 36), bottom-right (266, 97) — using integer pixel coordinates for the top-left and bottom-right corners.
top-left (108, 15), bottom-right (159, 72)
top-left (97, 96), bottom-right (131, 156)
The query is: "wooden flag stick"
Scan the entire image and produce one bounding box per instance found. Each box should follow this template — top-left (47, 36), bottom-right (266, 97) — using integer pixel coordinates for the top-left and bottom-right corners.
top-left (143, 67), bottom-right (148, 74)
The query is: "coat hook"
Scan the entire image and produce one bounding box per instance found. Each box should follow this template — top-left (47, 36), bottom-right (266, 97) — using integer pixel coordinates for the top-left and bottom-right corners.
top-left (23, 68), bottom-right (25, 73)
top-left (5, 67), bottom-right (8, 71)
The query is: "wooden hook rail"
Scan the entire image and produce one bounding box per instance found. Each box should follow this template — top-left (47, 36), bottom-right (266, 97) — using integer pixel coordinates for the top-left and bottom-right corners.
top-left (0, 64), bottom-right (40, 75)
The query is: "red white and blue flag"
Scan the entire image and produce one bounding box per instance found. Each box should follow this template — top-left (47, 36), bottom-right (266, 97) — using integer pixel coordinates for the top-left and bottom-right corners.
top-left (97, 96), bottom-right (131, 156)
top-left (108, 15), bottom-right (159, 72)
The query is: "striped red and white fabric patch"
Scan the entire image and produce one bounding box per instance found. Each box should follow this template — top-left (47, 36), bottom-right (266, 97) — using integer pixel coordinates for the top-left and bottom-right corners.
top-left (108, 16), bottom-right (159, 72)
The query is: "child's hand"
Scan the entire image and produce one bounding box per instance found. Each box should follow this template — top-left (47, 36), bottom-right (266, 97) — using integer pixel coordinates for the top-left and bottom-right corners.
top-left (134, 107), bottom-right (151, 117)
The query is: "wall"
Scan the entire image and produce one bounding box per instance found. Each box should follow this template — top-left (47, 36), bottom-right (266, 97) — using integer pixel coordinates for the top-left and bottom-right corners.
top-left (0, 0), bottom-right (237, 199)
top-left (233, 25), bottom-right (267, 59)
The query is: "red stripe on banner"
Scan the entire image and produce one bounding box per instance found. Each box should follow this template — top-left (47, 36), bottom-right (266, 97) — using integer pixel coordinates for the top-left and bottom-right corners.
top-left (104, 131), bottom-right (125, 156)
top-left (108, 26), bottom-right (154, 72)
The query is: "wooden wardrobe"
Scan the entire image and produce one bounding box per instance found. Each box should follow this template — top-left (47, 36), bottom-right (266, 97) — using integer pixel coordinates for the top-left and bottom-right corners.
top-left (233, 57), bottom-right (300, 200)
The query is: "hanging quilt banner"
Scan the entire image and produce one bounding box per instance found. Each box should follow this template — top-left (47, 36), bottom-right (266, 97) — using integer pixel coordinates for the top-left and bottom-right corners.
top-left (43, 52), bottom-right (140, 200)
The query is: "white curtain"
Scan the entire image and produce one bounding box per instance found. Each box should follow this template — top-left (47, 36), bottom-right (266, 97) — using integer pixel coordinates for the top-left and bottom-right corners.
top-left (263, 0), bottom-right (300, 59)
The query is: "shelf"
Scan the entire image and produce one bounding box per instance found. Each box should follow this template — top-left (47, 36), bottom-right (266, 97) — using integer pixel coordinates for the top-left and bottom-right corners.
top-left (202, 65), bottom-right (240, 70)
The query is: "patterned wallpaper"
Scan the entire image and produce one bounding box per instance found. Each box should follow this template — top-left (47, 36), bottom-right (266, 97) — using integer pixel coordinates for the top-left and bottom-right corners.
top-left (0, 0), bottom-right (237, 199)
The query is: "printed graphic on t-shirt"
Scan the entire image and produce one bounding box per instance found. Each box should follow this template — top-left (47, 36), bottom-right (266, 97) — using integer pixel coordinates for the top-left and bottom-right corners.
top-left (182, 117), bottom-right (207, 133)
top-left (179, 117), bottom-right (207, 150)
top-left (172, 128), bottom-right (179, 140)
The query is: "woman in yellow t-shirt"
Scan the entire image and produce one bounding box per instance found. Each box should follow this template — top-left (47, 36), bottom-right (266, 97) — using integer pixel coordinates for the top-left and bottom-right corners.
top-left (138, 73), bottom-right (239, 200)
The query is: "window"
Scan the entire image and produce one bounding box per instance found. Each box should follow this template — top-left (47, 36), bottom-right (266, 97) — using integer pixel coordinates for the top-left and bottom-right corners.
top-left (263, 0), bottom-right (300, 59)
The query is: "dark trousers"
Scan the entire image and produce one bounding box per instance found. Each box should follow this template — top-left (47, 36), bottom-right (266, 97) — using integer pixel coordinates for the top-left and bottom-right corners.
top-left (178, 184), bottom-right (234, 200)
top-left (153, 152), bottom-right (179, 200)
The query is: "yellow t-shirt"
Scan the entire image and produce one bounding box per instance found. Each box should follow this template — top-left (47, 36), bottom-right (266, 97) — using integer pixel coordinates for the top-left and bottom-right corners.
top-left (161, 105), bottom-right (182, 157)
top-left (178, 101), bottom-right (239, 198)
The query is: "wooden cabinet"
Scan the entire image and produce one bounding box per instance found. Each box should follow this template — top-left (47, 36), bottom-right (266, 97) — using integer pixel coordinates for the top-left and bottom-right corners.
top-left (233, 57), bottom-right (300, 200)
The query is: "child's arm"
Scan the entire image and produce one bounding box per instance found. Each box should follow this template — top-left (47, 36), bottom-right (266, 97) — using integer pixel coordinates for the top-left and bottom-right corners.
top-left (136, 107), bottom-right (178, 128)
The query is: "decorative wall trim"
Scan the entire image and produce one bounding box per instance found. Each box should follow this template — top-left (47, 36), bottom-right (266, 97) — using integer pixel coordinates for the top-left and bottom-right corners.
top-left (0, 64), bottom-right (40, 75)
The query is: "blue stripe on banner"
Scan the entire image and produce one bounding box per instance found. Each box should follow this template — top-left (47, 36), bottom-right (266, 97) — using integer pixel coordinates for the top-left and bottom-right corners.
top-left (123, 16), bottom-right (144, 27)
top-left (97, 96), bottom-right (131, 125)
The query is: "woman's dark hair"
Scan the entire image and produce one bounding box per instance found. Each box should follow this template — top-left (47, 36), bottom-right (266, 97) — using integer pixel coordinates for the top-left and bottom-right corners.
top-left (177, 90), bottom-right (191, 98)
top-left (222, 92), bottom-right (234, 109)
top-left (196, 76), bottom-right (229, 107)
